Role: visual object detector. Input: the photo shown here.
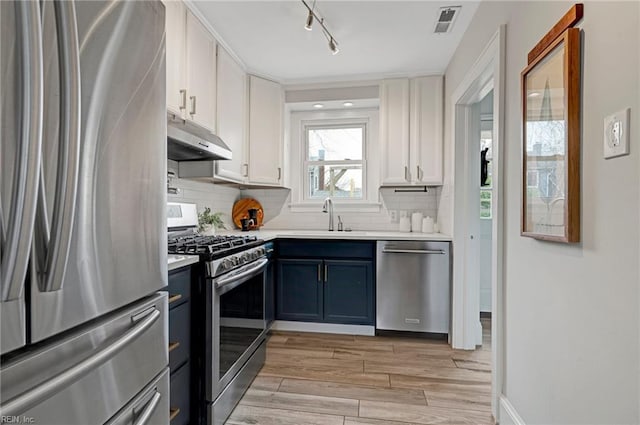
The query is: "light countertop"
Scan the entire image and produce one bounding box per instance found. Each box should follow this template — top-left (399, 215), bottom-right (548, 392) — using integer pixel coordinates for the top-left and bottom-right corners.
top-left (218, 229), bottom-right (452, 242)
top-left (168, 254), bottom-right (200, 271)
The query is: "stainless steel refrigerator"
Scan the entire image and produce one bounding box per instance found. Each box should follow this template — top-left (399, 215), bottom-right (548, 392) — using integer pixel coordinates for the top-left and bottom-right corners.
top-left (1, 1), bottom-right (169, 423)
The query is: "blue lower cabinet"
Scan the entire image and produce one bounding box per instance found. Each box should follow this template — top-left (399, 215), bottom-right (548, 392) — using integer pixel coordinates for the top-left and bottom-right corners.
top-left (323, 260), bottom-right (374, 325)
top-left (276, 257), bottom-right (374, 325)
top-left (276, 259), bottom-right (323, 322)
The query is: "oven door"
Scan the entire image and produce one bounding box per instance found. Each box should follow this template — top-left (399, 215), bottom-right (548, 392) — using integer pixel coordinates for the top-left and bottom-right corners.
top-left (208, 257), bottom-right (268, 401)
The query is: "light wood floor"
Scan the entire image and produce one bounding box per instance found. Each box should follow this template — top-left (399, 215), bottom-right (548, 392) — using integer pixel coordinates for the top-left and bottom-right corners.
top-left (226, 320), bottom-right (493, 425)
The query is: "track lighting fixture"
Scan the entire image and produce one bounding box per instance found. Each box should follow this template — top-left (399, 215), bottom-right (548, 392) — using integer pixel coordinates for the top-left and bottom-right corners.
top-left (305, 10), bottom-right (314, 31)
top-left (328, 37), bottom-right (339, 55)
top-left (301, 0), bottom-right (340, 55)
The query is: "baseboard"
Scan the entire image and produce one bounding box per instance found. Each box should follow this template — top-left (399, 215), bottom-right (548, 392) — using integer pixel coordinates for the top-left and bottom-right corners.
top-left (271, 320), bottom-right (375, 336)
top-left (499, 395), bottom-right (526, 425)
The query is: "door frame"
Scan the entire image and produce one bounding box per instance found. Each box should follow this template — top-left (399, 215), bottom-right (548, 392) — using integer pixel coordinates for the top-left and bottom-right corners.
top-left (450, 26), bottom-right (506, 421)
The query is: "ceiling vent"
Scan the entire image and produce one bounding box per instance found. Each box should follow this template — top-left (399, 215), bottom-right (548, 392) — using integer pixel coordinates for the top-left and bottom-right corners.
top-left (434, 6), bottom-right (461, 34)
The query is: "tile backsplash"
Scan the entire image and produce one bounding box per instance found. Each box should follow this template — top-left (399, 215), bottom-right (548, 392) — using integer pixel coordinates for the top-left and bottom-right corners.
top-left (168, 160), bottom-right (443, 232)
top-left (167, 160), bottom-right (240, 229)
top-left (243, 187), bottom-right (441, 232)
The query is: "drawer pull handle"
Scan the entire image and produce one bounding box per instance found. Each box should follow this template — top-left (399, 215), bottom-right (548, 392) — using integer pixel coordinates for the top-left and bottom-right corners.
top-left (133, 391), bottom-right (161, 425)
top-left (168, 342), bottom-right (180, 353)
top-left (168, 294), bottom-right (182, 304)
top-left (169, 408), bottom-right (181, 422)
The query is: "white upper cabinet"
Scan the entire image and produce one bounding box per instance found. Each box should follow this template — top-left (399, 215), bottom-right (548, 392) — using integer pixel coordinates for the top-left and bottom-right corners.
top-left (164, 3), bottom-right (216, 132)
top-left (379, 76), bottom-right (443, 185)
top-left (215, 46), bottom-right (247, 183)
top-left (164, 0), bottom-right (186, 115)
top-left (379, 79), bottom-right (411, 185)
top-left (247, 75), bottom-right (284, 186)
top-left (410, 76), bottom-right (443, 185)
top-left (186, 11), bottom-right (216, 132)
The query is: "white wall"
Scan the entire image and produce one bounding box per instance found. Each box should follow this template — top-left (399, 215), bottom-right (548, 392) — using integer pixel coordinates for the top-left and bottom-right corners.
top-left (444, 1), bottom-right (639, 423)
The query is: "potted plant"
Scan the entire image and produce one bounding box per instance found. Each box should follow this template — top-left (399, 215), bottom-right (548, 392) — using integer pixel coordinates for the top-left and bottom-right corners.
top-left (198, 208), bottom-right (226, 235)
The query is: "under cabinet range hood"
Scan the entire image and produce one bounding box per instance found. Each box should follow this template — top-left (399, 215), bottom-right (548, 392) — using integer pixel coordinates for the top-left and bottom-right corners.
top-left (167, 112), bottom-right (232, 161)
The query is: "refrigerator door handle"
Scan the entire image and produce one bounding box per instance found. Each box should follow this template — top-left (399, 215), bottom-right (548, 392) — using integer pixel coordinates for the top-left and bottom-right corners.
top-left (132, 391), bottom-right (162, 425)
top-left (34, 0), bottom-right (81, 293)
top-left (1, 1), bottom-right (44, 302)
top-left (0, 308), bottom-right (160, 417)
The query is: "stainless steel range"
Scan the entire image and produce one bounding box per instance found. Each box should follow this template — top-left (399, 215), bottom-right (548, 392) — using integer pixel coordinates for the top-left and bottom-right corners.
top-left (168, 202), bottom-right (268, 425)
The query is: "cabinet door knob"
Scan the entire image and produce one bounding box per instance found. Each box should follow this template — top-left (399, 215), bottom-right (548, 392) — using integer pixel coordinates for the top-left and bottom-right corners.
top-left (179, 89), bottom-right (187, 111)
top-left (243, 163), bottom-right (249, 177)
top-left (189, 95), bottom-right (197, 116)
top-left (404, 166), bottom-right (410, 182)
top-left (417, 165), bottom-right (423, 181)
top-left (317, 264), bottom-right (322, 282)
top-left (277, 167), bottom-right (282, 180)
top-left (324, 265), bottom-right (328, 282)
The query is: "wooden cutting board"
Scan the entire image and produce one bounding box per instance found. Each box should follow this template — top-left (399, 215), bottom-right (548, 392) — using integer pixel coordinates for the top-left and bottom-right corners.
top-left (232, 198), bottom-right (264, 229)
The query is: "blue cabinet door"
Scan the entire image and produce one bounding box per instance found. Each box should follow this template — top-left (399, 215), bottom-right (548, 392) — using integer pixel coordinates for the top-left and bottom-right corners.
top-left (323, 260), bottom-right (374, 325)
top-left (276, 259), bottom-right (324, 322)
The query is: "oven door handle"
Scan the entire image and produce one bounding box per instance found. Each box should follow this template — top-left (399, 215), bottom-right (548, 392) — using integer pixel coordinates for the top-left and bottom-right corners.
top-left (214, 258), bottom-right (268, 295)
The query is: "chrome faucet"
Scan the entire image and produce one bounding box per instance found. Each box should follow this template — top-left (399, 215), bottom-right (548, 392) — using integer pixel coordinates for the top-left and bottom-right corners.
top-left (322, 197), bottom-right (334, 231)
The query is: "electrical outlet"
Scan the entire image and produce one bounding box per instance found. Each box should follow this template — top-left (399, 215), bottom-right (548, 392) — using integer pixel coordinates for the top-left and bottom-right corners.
top-left (604, 108), bottom-right (630, 159)
top-left (389, 210), bottom-right (398, 223)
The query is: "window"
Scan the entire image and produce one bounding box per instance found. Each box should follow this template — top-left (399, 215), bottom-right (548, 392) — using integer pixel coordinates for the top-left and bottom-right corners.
top-left (304, 124), bottom-right (366, 200)
top-left (480, 128), bottom-right (493, 219)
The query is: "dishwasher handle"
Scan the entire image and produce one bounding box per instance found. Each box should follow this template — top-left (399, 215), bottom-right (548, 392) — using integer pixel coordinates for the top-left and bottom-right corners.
top-left (382, 248), bottom-right (446, 255)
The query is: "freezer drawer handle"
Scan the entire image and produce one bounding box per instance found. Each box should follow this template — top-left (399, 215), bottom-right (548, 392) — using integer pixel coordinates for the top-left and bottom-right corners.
top-left (0, 308), bottom-right (160, 417)
top-left (382, 248), bottom-right (446, 255)
top-left (132, 391), bottom-right (162, 425)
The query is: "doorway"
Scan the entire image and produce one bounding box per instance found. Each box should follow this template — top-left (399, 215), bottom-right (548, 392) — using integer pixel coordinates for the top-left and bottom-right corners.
top-left (450, 26), bottom-right (505, 421)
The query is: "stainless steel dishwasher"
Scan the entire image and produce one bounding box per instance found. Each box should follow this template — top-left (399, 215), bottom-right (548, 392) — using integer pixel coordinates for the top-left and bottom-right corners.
top-left (376, 241), bottom-right (451, 334)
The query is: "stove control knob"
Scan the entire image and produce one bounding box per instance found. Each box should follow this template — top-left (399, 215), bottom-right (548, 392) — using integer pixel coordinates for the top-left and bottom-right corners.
top-left (221, 259), bottom-right (231, 271)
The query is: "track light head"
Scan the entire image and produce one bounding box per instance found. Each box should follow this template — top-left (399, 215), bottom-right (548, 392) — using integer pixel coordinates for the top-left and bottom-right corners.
top-left (305, 10), bottom-right (313, 30)
top-left (329, 37), bottom-right (339, 55)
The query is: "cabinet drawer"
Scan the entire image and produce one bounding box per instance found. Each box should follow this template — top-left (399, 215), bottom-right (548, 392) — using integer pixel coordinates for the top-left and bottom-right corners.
top-left (278, 240), bottom-right (374, 259)
top-left (169, 302), bottom-right (190, 371)
top-left (168, 268), bottom-right (191, 307)
top-left (169, 362), bottom-right (190, 425)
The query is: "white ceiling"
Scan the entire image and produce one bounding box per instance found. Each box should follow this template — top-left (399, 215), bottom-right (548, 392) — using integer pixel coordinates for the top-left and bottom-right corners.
top-left (191, 1), bottom-right (480, 85)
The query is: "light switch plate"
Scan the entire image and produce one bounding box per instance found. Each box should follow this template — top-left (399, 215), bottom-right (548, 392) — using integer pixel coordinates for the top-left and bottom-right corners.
top-left (604, 108), bottom-right (630, 159)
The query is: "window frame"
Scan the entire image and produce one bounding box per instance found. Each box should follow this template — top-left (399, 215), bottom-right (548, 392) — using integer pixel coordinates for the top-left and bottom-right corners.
top-left (302, 121), bottom-right (368, 203)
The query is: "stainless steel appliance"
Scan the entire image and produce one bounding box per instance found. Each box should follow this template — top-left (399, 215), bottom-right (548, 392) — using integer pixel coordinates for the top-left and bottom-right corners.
top-left (376, 241), bottom-right (451, 334)
top-left (167, 112), bottom-right (232, 161)
top-left (167, 202), bottom-right (268, 425)
top-left (1, 1), bottom-right (168, 423)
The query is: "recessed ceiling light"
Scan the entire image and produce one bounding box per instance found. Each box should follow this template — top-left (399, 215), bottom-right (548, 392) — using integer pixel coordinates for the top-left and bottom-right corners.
top-left (313, 103), bottom-right (324, 108)
top-left (528, 92), bottom-right (540, 98)
top-left (343, 102), bottom-right (354, 107)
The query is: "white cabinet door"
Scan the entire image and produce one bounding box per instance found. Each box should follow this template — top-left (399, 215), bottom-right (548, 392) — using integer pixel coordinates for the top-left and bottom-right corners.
top-left (216, 47), bottom-right (247, 182)
top-left (410, 76), bottom-right (443, 185)
top-left (186, 11), bottom-right (216, 132)
top-left (379, 79), bottom-right (411, 185)
top-left (248, 76), bottom-right (283, 185)
top-left (164, 0), bottom-right (186, 115)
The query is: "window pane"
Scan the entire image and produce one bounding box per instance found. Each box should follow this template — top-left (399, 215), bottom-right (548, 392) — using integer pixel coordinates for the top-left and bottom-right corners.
top-left (308, 164), bottom-right (363, 199)
top-left (308, 127), bottom-right (363, 161)
top-left (480, 189), bottom-right (492, 219)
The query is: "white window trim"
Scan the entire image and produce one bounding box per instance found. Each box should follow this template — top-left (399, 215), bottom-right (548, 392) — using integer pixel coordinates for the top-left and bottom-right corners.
top-left (288, 109), bottom-right (381, 212)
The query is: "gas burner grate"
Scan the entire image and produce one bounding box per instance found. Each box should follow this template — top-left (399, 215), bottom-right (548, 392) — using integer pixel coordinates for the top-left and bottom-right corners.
top-left (168, 234), bottom-right (260, 258)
